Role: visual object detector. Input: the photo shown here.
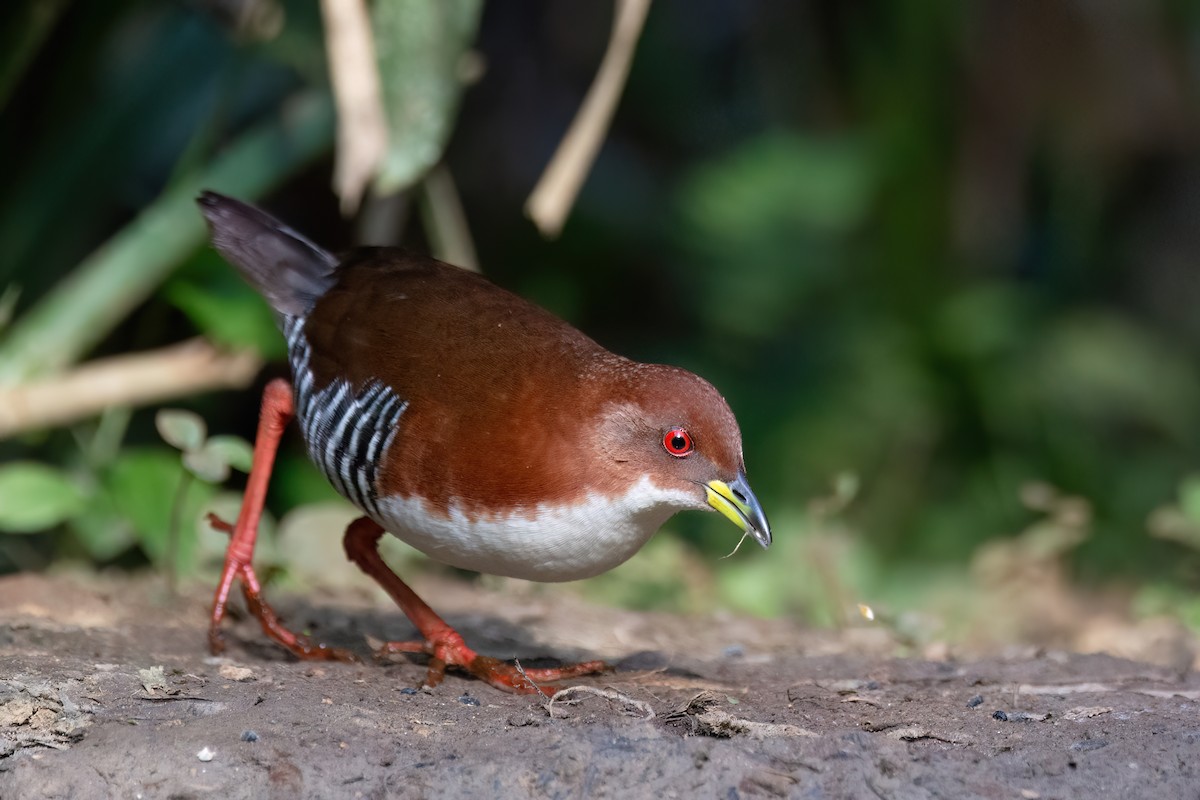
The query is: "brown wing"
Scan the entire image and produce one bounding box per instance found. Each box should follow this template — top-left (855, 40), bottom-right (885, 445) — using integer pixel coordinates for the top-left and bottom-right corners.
top-left (301, 249), bottom-right (624, 515)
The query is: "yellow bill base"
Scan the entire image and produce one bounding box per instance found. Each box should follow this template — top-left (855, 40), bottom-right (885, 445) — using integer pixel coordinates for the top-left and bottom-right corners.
top-left (706, 480), bottom-right (750, 532)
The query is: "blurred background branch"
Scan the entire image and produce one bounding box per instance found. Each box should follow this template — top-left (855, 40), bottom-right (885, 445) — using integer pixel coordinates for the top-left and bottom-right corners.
top-left (0, 339), bottom-right (261, 439)
top-left (320, 0), bottom-right (386, 214)
top-left (525, 0), bottom-right (652, 237)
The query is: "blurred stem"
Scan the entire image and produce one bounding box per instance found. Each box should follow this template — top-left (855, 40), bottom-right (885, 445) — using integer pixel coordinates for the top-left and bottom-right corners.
top-left (71, 405), bottom-right (132, 471)
top-left (321, 0), bottom-right (387, 214)
top-left (525, 0), bottom-right (652, 237)
top-left (0, 285), bottom-right (19, 331)
top-left (166, 468), bottom-right (194, 593)
top-left (357, 188), bottom-right (412, 246)
top-left (418, 163), bottom-right (479, 272)
top-left (0, 91), bottom-right (334, 385)
top-left (0, 0), bottom-right (71, 109)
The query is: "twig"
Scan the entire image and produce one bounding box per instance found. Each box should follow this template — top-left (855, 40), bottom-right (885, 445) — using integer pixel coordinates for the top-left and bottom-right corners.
top-left (546, 685), bottom-right (656, 720)
top-left (524, 0), bottom-right (653, 237)
top-left (511, 659), bottom-right (547, 697)
top-left (320, 0), bottom-right (388, 215)
top-left (0, 339), bottom-right (262, 439)
top-left (721, 530), bottom-right (752, 559)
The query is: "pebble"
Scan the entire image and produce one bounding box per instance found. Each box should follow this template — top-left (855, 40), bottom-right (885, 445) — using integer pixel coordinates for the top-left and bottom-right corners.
top-left (459, 693), bottom-right (481, 707)
top-left (967, 695), bottom-right (984, 708)
top-left (197, 747), bottom-right (215, 762)
top-left (240, 730), bottom-right (259, 743)
top-left (218, 665), bottom-right (255, 682)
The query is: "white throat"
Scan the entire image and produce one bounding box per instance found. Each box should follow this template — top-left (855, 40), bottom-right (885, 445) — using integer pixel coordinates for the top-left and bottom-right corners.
top-left (374, 475), bottom-right (696, 582)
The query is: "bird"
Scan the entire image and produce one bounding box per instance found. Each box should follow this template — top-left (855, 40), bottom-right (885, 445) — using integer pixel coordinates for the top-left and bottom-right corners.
top-left (197, 191), bottom-right (771, 694)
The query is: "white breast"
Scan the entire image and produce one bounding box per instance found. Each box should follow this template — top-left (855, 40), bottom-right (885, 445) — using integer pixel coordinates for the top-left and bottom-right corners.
top-left (373, 476), bottom-right (697, 582)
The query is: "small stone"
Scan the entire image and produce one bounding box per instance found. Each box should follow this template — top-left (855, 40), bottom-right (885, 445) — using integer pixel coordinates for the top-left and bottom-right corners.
top-left (139, 666), bottom-right (168, 694)
top-left (458, 693), bottom-right (480, 707)
top-left (966, 695), bottom-right (984, 708)
top-left (197, 747), bottom-right (215, 762)
top-left (507, 711), bottom-right (540, 727)
top-left (1070, 739), bottom-right (1110, 752)
top-left (722, 644), bottom-right (745, 659)
top-left (992, 710), bottom-right (1008, 721)
top-left (240, 730), bottom-right (259, 743)
top-left (219, 665), bottom-right (255, 682)
top-left (399, 687), bottom-right (418, 696)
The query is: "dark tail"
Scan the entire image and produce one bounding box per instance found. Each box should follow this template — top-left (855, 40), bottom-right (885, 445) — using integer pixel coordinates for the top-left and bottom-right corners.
top-left (197, 191), bottom-right (337, 318)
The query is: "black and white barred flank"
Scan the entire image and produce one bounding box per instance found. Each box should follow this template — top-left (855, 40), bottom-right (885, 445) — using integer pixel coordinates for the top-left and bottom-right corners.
top-left (283, 316), bottom-right (407, 515)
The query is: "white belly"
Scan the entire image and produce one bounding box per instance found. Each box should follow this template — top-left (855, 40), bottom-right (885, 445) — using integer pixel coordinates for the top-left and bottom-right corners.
top-left (373, 476), bottom-right (696, 582)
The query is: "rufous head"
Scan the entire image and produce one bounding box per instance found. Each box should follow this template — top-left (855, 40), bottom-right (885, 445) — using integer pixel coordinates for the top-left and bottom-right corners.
top-left (595, 362), bottom-right (771, 548)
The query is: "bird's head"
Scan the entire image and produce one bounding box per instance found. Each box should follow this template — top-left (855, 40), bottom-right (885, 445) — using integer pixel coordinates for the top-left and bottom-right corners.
top-left (594, 362), bottom-right (771, 549)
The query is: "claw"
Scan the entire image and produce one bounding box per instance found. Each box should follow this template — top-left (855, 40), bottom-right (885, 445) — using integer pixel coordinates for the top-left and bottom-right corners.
top-left (371, 632), bottom-right (609, 695)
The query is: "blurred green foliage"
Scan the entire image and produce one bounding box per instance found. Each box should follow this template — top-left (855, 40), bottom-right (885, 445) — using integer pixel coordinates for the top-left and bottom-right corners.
top-left (2, 0), bottom-right (1200, 641)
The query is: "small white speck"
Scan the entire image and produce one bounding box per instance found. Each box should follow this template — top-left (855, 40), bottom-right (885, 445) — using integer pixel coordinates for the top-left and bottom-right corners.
top-left (197, 747), bottom-right (215, 762)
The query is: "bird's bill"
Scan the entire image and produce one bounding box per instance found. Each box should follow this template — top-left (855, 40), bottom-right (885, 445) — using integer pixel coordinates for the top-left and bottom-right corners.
top-left (705, 474), bottom-right (771, 548)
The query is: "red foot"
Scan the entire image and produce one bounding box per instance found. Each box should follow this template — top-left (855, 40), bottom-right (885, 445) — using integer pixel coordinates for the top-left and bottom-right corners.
top-left (208, 511), bottom-right (357, 663)
top-left (374, 631), bottom-right (610, 695)
top-left (206, 380), bottom-right (358, 664)
top-left (343, 516), bottom-right (609, 695)
top-left (211, 380), bottom-right (607, 691)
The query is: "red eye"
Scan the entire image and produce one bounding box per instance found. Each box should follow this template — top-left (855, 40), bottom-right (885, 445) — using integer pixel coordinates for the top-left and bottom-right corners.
top-left (663, 427), bottom-right (693, 457)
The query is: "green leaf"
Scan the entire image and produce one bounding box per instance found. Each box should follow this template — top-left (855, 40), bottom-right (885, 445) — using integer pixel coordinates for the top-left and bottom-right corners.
top-left (105, 448), bottom-right (215, 574)
top-left (205, 435), bottom-right (254, 474)
top-left (677, 134), bottom-right (875, 338)
top-left (155, 409), bottom-right (206, 452)
top-left (0, 462), bottom-right (88, 532)
top-left (164, 261), bottom-right (286, 359)
top-left (183, 435), bottom-right (253, 482)
top-left (1180, 475), bottom-right (1200, 526)
top-left (271, 455), bottom-right (345, 508)
top-left (372, 0), bottom-right (484, 193)
top-left (183, 446), bottom-right (231, 484)
top-left (681, 134), bottom-right (874, 239)
top-left (68, 490), bottom-right (137, 562)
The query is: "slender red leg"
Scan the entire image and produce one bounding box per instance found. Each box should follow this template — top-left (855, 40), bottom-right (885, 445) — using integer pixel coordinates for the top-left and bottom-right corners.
top-left (342, 517), bottom-right (609, 695)
top-left (208, 378), bottom-right (355, 662)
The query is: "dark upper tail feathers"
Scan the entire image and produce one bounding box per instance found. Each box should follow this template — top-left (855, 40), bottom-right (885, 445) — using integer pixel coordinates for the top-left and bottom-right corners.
top-left (197, 191), bottom-right (338, 318)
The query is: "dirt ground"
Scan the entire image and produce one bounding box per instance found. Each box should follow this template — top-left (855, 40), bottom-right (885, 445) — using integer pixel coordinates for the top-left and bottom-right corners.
top-left (1, 571), bottom-right (1199, 799)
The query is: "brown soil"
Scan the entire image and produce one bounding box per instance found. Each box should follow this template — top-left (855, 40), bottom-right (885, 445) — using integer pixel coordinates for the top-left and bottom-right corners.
top-left (1, 571), bottom-right (1198, 799)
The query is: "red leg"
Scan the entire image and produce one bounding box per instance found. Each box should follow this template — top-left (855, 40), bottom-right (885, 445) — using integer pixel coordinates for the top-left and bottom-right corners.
top-left (342, 517), bottom-right (609, 695)
top-left (208, 378), bottom-right (354, 662)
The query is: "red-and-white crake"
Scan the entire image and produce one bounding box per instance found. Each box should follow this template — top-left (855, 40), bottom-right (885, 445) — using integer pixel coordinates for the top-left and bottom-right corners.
top-left (198, 191), bottom-right (771, 694)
